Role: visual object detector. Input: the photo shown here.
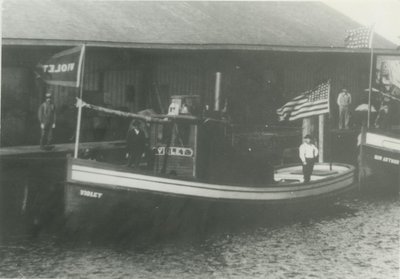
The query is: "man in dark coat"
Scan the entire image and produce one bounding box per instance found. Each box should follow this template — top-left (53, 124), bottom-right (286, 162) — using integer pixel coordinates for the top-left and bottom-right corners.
top-left (126, 119), bottom-right (146, 168)
top-left (38, 92), bottom-right (56, 149)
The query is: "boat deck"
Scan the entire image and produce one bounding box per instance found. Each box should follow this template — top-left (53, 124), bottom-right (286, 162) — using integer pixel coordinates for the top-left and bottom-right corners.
top-left (274, 164), bottom-right (347, 184)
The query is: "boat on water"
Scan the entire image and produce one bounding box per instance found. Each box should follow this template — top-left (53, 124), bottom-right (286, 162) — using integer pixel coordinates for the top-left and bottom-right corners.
top-left (358, 55), bottom-right (400, 192)
top-left (66, 158), bottom-right (354, 205)
top-left (359, 128), bottom-right (400, 191)
top-left (64, 97), bottom-right (356, 228)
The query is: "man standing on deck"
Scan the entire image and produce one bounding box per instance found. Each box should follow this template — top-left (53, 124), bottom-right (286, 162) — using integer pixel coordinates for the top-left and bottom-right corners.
top-left (126, 119), bottom-right (146, 168)
top-left (38, 92), bottom-right (56, 150)
top-left (299, 135), bottom-right (319, 183)
top-left (337, 88), bottom-right (352, 129)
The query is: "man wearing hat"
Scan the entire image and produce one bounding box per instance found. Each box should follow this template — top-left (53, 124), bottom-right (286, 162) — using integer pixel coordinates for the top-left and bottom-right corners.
top-left (126, 119), bottom-right (146, 168)
top-left (299, 135), bottom-right (319, 183)
top-left (38, 92), bottom-right (56, 149)
top-left (337, 88), bottom-right (352, 129)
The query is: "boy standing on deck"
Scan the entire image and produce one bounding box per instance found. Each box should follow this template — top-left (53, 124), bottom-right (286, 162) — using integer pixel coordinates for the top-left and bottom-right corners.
top-left (299, 135), bottom-right (319, 183)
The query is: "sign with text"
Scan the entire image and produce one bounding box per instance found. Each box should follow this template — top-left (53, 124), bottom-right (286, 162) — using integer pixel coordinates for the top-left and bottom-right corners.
top-left (36, 45), bottom-right (85, 87)
top-left (376, 55), bottom-right (400, 99)
top-left (373, 154), bottom-right (400, 165)
top-left (155, 146), bottom-right (194, 157)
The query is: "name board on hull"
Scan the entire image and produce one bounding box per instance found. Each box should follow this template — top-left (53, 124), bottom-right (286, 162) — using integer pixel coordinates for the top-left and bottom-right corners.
top-left (80, 189), bottom-right (103, 199)
top-left (155, 147), bottom-right (194, 157)
top-left (374, 154), bottom-right (400, 165)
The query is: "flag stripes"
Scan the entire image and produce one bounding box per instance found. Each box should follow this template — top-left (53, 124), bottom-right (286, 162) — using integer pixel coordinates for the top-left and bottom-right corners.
top-left (277, 81), bottom-right (330, 121)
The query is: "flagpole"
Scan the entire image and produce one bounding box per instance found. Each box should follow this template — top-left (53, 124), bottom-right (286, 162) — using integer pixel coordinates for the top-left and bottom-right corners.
top-left (327, 80), bottom-right (332, 170)
top-left (74, 44), bottom-right (86, 158)
top-left (367, 26), bottom-right (375, 129)
top-left (318, 82), bottom-right (328, 163)
top-left (328, 114), bottom-right (333, 170)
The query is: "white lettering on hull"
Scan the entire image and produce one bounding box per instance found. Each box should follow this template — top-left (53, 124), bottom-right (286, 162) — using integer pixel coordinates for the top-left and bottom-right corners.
top-left (80, 189), bottom-right (103, 199)
top-left (374, 154), bottom-right (400, 165)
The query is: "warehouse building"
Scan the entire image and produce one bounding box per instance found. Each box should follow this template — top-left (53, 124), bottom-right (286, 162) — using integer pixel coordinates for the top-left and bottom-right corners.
top-left (1, 0), bottom-right (398, 147)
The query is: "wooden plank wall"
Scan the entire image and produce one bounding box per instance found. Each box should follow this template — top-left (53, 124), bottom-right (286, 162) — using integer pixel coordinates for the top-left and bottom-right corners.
top-left (47, 49), bottom-right (371, 119)
top-left (280, 52), bottom-right (370, 122)
top-left (1, 46), bottom-right (373, 147)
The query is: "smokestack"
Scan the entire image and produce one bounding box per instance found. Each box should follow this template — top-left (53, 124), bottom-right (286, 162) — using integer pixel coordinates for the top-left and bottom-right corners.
top-left (214, 72), bottom-right (221, 111)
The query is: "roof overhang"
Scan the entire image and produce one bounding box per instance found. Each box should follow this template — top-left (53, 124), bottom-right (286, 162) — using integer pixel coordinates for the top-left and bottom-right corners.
top-left (3, 38), bottom-right (400, 55)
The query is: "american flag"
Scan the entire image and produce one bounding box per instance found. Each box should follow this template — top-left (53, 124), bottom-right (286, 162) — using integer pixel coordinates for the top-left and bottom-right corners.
top-left (277, 81), bottom-right (330, 121)
top-left (344, 26), bottom-right (373, 48)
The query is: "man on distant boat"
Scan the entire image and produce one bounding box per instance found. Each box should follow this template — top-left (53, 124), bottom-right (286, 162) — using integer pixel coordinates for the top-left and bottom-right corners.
top-left (374, 99), bottom-right (391, 129)
top-left (337, 88), bottom-right (352, 129)
top-left (299, 135), bottom-right (319, 183)
top-left (126, 119), bottom-right (146, 168)
top-left (38, 92), bottom-right (56, 150)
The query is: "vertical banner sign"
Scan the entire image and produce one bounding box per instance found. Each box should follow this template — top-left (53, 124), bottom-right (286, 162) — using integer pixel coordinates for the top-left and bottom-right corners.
top-left (36, 45), bottom-right (85, 87)
top-left (376, 55), bottom-right (400, 100)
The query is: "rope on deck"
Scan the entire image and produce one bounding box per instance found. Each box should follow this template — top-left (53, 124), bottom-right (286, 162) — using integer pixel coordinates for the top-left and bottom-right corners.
top-left (76, 98), bottom-right (199, 123)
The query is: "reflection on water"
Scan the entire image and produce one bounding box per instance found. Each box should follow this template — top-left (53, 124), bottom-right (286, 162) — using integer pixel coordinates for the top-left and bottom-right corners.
top-left (1, 188), bottom-right (399, 279)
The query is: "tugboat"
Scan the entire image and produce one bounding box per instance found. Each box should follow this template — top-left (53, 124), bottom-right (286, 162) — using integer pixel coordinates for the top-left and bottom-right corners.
top-left (64, 95), bottom-right (355, 228)
top-left (359, 127), bottom-right (400, 192)
top-left (358, 56), bottom-right (400, 192)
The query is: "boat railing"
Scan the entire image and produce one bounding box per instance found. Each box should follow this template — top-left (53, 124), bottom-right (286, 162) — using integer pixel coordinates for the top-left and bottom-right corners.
top-left (367, 127), bottom-right (400, 138)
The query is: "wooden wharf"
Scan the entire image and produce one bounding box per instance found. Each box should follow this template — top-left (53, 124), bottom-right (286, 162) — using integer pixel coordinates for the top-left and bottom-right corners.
top-left (0, 141), bottom-right (125, 158)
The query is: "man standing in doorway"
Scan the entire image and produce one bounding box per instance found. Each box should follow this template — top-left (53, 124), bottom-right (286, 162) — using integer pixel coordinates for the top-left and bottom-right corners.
top-left (337, 88), bottom-right (352, 129)
top-left (299, 135), bottom-right (319, 183)
top-left (38, 92), bottom-right (56, 150)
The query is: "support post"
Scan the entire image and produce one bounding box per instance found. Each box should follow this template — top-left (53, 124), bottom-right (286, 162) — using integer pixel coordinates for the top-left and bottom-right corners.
top-left (318, 114), bottom-right (324, 162)
top-left (74, 99), bottom-right (83, 158)
top-left (328, 115), bottom-right (333, 170)
top-left (214, 72), bottom-right (221, 111)
top-left (302, 117), bottom-right (316, 139)
top-left (73, 45), bottom-right (86, 158)
top-left (0, 45), bottom-right (2, 148)
top-left (367, 29), bottom-right (375, 129)
top-left (193, 125), bottom-right (198, 178)
top-left (358, 124), bottom-right (367, 191)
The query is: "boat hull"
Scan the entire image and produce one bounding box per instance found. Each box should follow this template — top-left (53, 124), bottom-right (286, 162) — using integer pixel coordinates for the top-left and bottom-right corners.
top-left (64, 158), bottom-right (355, 230)
top-left (359, 132), bottom-right (400, 192)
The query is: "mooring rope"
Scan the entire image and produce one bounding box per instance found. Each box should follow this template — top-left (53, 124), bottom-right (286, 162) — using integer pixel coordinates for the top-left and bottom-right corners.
top-left (75, 98), bottom-right (199, 123)
top-left (380, 91), bottom-right (400, 102)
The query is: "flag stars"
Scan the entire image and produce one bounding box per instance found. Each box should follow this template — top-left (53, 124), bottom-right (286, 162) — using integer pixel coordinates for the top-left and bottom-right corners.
top-left (344, 26), bottom-right (373, 48)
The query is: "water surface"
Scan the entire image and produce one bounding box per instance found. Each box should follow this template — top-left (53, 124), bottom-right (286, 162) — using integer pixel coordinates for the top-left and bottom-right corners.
top-left (0, 190), bottom-right (398, 279)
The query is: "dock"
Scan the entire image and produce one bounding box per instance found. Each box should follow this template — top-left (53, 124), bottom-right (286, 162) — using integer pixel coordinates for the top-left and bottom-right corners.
top-left (0, 141), bottom-right (125, 157)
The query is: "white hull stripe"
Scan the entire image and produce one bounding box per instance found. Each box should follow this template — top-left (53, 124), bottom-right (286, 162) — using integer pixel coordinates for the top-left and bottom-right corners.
top-left (69, 166), bottom-right (354, 201)
top-left (366, 133), bottom-right (400, 152)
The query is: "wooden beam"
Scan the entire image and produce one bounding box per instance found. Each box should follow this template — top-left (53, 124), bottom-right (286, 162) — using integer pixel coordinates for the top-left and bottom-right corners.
top-left (302, 117), bottom-right (317, 139)
top-left (3, 39), bottom-right (400, 54)
top-left (214, 72), bottom-right (222, 111)
top-left (318, 114), bottom-right (324, 162)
